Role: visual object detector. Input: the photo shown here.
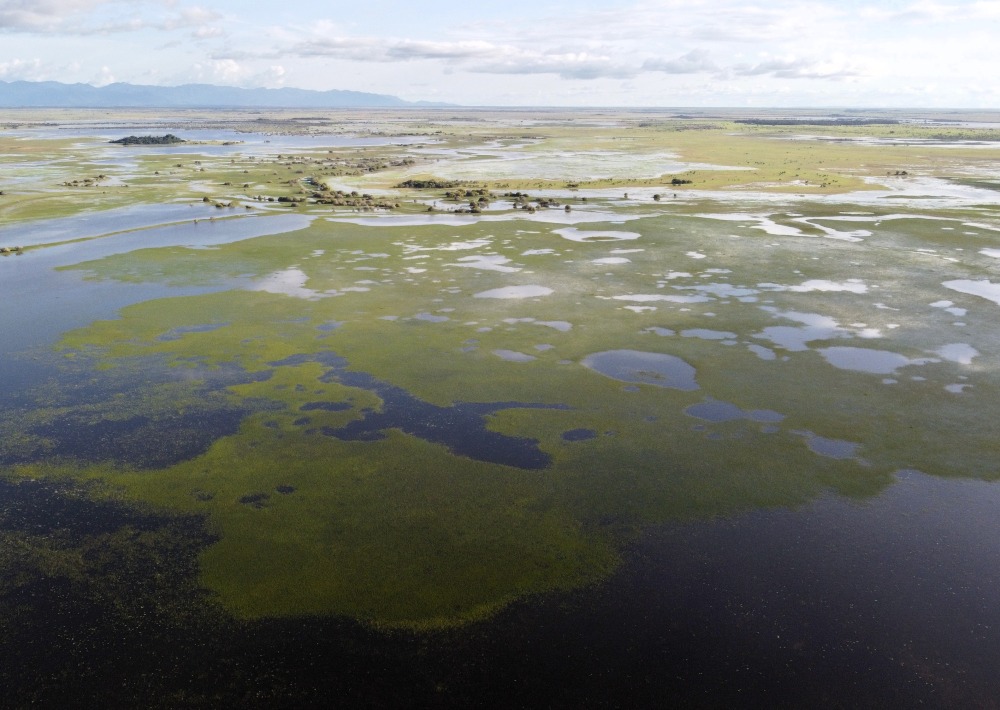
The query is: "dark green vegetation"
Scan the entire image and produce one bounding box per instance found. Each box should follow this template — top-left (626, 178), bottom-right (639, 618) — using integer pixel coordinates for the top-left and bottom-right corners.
top-left (397, 178), bottom-right (461, 188)
top-left (110, 134), bottom-right (186, 145)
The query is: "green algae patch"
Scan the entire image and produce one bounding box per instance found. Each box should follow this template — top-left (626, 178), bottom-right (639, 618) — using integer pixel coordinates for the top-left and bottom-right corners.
top-left (187, 431), bottom-right (617, 628)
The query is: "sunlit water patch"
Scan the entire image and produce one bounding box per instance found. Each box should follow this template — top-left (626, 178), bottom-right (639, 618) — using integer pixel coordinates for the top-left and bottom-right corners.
top-left (581, 350), bottom-right (699, 391)
top-left (0, 202), bottom-right (225, 248)
top-left (447, 255), bottom-right (521, 272)
top-left (613, 294), bottom-right (713, 305)
top-left (493, 349), bottom-right (537, 363)
top-left (554, 228), bottom-right (641, 243)
top-left (681, 329), bottom-right (739, 342)
top-left (413, 312), bottom-right (450, 323)
top-left (537, 320), bottom-right (572, 331)
top-left (753, 308), bottom-right (878, 352)
top-left (522, 248), bottom-right (556, 256)
top-left (817, 347), bottom-right (937, 375)
top-left (794, 431), bottom-right (862, 460)
top-left (474, 285), bottom-right (554, 299)
top-left (930, 300), bottom-right (968, 317)
top-left (936, 343), bottom-right (979, 364)
top-left (642, 327), bottom-right (676, 337)
top-left (747, 343), bottom-right (778, 361)
top-left (503, 318), bottom-right (573, 332)
top-left (789, 279), bottom-right (868, 294)
top-left (252, 267), bottom-right (325, 300)
top-left (943, 279), bottom-right (1000, 306)
top-left (676, 283), bottom-right (758, 300)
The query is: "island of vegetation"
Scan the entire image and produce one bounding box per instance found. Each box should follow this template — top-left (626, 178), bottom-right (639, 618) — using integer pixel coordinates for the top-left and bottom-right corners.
top-left (110, 133), bottom-right (186, 145)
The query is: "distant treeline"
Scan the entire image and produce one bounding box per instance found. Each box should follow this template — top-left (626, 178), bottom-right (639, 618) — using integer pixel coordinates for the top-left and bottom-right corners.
top-left (110, 134), bottom-right (186, 145)
top-left (735, 118), bottom-right (900, 126)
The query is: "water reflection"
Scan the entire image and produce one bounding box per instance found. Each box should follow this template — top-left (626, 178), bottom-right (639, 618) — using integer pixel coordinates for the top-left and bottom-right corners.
top-left (581, 350), bottom-right (699, 391)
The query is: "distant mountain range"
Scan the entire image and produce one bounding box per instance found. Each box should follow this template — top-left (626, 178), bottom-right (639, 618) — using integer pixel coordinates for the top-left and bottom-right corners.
top-left (0, 80), bottom-right (449, 108)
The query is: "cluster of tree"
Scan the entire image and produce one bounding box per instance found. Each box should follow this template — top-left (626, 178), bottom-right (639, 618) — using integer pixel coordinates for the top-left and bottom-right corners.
top-left (201, 196), bottom-right (246, 209)
top-left (109, 134), bottom-right (186, 145)
top-left (61, 174), bottom-right (109, 187)
top-left (445, 187), bottom-right (492, 200)
top-left (277, 154), bottom-right (414, 178)
top-left (398, 179), bottom-right (461, 189)
top-left (297, 178), bottom-right (397, 209)
top-left (503, 191), bottom-right (565, 212)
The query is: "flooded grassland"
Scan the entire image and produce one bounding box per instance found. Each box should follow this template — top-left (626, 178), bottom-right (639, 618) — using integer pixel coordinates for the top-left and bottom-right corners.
top-left (2, 108), bottom-right (1000, 706)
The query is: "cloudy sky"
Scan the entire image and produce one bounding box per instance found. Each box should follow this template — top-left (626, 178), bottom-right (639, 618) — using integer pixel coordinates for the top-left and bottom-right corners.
top-left (0, 0), bottom-right (997, 106)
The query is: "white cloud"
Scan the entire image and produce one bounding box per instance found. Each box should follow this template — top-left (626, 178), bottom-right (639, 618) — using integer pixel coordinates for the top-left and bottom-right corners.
top-left (860, 0), bottom-right (1000, 23)
top-left (731, 56), bottom-right (867, 81)
top-left (0, 57), bottom-right (44, 79)
top-left (294, 37), bottom-right (500, 63)
top-left (192, 25), bottom-right (223, 39)
top-left (161, 5), bottom-right (222, 36)
top-left (471, 51), bottom-right (637, 80)
top-left (0, 0), bottom-right (115, 32)
top-left (184, 58), bottom-right (287, 88)
top-left (292, 35), bottom-right (638, 79)
top-left (91, 64), bottom-right (115, 85)
top-left (0, 0), bottom-right (222, 36)
top-left (252, 64), bottom-right (287, 88)
top-left (643, 50), bottom-right (717, 74)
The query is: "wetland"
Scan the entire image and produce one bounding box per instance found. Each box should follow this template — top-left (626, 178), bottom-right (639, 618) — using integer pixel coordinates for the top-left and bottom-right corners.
top-left (2, 107), bottom-right (1000, 707)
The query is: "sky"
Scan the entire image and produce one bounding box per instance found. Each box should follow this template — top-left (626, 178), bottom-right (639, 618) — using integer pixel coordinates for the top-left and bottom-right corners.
top-left (0, 0), bottom-right (998, 107)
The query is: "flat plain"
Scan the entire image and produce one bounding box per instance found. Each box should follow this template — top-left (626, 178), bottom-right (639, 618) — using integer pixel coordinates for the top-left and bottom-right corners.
top-left (2, 107), bottom-right (1000, 706)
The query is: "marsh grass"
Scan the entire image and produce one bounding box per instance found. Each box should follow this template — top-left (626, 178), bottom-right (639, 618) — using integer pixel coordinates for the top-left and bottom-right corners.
top-left (2, 109), bottom-right (1000, 627)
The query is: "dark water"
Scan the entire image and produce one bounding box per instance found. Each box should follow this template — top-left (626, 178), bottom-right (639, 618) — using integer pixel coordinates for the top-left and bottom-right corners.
top-left (0, 354), bottom-right (271, 471)
top-left (274, 352), bottom-right (567, 469)
top-left (3, 471), bottom-right (998, 708)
